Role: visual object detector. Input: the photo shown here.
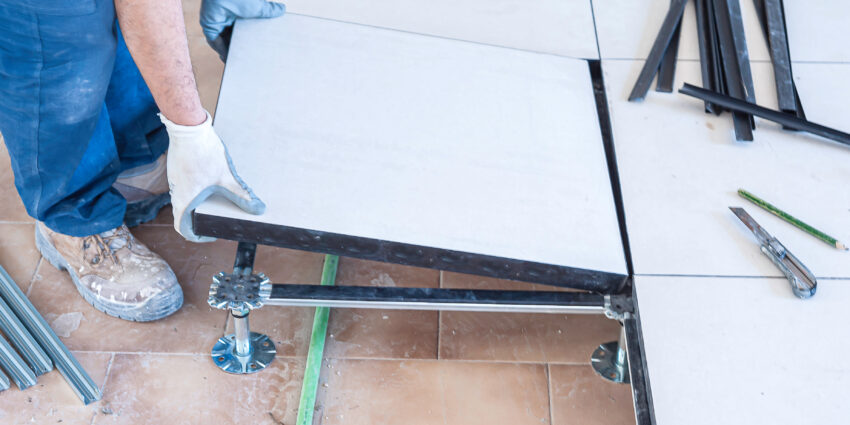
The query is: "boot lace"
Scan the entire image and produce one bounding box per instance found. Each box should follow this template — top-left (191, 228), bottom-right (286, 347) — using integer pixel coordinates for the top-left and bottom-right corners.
top-left (82, 226), bottom-right (133, 265)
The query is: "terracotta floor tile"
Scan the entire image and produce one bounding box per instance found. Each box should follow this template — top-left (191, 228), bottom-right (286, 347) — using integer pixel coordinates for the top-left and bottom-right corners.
top-left (325, 258), bottom-right (440, 359)
top-left (549, 365), bottom-right (635, 425)
top-left (0, 138), bottom-right (32, 224)
top-left (440, 312), bottom-right (620, 364)
top-left (95, 353), bottom-right (304, 425)
top-left (0, 351), bottom-right (111, 425)
top-left (0, 223), bottom-right (40, 291)
top-left (315, 359), bottom-right (551, 425)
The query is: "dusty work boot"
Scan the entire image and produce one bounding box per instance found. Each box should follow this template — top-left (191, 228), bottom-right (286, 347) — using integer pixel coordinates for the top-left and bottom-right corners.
top-left (34, 222), bottom-right (183, 322)
top-left (113, 153), bottom-right (171, 227)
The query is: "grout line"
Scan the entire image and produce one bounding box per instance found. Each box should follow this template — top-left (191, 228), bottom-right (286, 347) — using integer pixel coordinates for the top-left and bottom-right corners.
top-left (102, 352), bottom-right (116, 391)
top-left (25, 257), bottom-right (42, 297)
top-left (546, 363), bottom-right (555, 425)
top-left (0, 220), bottom-right (36, 224)
top-left (589, 0), bottom-right (603, 59)
top-left (89, 353), bottom-right (115, 425)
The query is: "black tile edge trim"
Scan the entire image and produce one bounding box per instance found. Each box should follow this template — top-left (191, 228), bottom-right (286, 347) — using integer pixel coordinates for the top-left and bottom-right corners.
top-left (193, 213), bottom-right (627, 294)
top-left (588, 60), bottom-right (636, 291)
top-left (626, 284), bottom-right (657, 425)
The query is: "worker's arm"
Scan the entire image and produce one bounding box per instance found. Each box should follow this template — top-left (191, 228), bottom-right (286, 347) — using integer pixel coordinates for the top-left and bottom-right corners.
top-left (115, 0), bottom-right (265, 242)
top-left (115, 0), bottom-right (206, 126)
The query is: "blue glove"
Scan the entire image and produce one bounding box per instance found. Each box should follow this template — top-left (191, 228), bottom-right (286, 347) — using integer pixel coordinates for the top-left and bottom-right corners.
top-left (200, 0), bottom-right (286, 61)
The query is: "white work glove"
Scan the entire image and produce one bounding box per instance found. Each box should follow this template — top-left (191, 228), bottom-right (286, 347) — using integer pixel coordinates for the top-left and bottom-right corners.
top-left (159, 111), bottom-right (265, 242)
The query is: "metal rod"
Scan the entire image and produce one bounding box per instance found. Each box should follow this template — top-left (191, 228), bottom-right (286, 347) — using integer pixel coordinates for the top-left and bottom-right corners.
top-left (0, 333), bottom-right (37, 390)
top-left (629, 0), bottom-right (689, 101)
top-left (267, 284), bottom-right (606, 314)
top-left (713, 0), bottom-right (754, 141)
top-left (679, 83), bottom-right (850, 146)
top-left (655, 4), bottom-right (682, 93)
top-left (695, 0), bottom-right (718, 113)
top-left (233, 242), bottom-right (257, 277)
top-left (0, 265), bottom-right (101, 404)
top-left (0, 295), bottom-right (52, 376)
top-left (615, 325), bottom-right (628, 372)
top-left (726, 0), bottom-right (756, 105)
top-left (0, 365), bottom-right (9, 392)
top-left (232, 312), bottom-right (252, 356)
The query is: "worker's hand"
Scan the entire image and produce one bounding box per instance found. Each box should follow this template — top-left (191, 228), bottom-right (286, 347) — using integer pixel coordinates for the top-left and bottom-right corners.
top-left (200, 0), bottom-right (286, 61)
top-left (159, 111), bottom-right (266, 242)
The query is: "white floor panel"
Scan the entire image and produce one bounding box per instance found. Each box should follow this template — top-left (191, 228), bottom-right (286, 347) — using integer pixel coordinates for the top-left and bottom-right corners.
top-left (282, 0), bottom-right (599, 58)
top-left (198, 15), bottom-right (627, 275)
top-left (605, 59), bottom-right (850, 277)
top-left (636, 275), bottom-right (850, 425)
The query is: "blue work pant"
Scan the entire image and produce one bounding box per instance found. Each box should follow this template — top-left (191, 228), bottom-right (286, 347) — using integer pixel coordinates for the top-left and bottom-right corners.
top-left (0, 0), bottom-right (168, 236)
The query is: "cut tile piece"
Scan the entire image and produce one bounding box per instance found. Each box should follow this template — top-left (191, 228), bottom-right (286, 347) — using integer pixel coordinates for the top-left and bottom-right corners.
top-left (315, 358), bottom-right (551, 425)
top-left (326, 258), bottom-right (439, 359)
top-left (549, 364), bottom-right (635, 425)
top-left (439, 311), bottom-right (620, 364)
top-left (96, 354), bottom-right (304, 425)
top-left (284, 0), bottom-right (599, 58)
top-left (0, 138), bottom-right (32, 223)
top-left (0, 223), bottom-right (40, 291)
top-left (0, 351), bottom-right (111, 425)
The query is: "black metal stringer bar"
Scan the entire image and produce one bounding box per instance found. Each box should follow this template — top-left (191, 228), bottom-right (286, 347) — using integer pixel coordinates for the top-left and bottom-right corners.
top-left (655, 6), bottom-right (682, 93)
top-left (679, 83), bottom-right (850, 147)
top-left (267, 284), bottom-right (607, 313)
top-left (712, 0), bottom-right (754, 141)
top-left (628, 0), bottom-right (689, 101)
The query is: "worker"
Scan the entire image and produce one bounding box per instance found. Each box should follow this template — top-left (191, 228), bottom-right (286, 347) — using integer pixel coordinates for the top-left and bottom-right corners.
top-left (0, 0), bottom-right (283, 321)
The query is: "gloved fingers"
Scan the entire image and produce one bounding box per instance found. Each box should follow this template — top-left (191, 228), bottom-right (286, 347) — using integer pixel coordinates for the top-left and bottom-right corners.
top-left (252, 1), bottom-right (286, 19)
top-left (217, 162), bottom-right (266, 215)
top-left (206, 25), bottom-right (233, 62)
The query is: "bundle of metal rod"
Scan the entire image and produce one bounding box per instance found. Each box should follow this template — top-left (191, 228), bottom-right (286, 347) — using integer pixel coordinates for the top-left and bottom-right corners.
top-left (679, 83), bottom-right (850, 147)
top-left (0, 265), bottom-right (101, 403)
top-left (634, 0), bottom-right (810, 144)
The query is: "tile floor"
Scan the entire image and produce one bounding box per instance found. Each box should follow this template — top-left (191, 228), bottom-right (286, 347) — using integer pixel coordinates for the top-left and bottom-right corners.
top-left (0, 1), bottom-right (635, 423)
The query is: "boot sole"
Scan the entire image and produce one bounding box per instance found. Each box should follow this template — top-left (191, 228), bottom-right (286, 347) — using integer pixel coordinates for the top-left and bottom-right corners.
top-left (34, 225), bottom-right (183, 322)
top-left (123, 192), bottom-right (171, 228)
